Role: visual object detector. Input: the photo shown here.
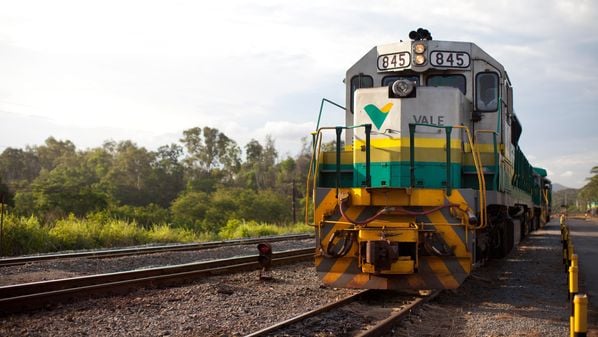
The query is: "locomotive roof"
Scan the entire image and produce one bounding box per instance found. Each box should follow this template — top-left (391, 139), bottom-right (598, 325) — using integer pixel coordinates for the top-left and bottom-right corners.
top-left (347, 39), bottom-right (505, 75)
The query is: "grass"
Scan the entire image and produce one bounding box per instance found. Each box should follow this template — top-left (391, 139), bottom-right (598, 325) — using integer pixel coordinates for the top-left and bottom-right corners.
top-left (0, 213), bottom-right (312, 256)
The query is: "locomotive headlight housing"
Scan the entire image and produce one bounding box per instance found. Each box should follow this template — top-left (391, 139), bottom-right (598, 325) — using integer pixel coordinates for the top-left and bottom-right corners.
top-left (414, 54), bottom-right (426, 65)
top-left (392, 80), bottom-right (415, 97)
top-left (414, 43), bottom-right (426, 54)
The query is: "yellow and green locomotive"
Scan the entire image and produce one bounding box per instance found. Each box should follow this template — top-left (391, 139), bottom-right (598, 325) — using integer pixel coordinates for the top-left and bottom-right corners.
top-left (307, 29), bottom-right (552, 290)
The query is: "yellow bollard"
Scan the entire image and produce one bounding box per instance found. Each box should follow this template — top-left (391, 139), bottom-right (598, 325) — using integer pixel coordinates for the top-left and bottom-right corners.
top-left (568, 255), bottom-right (578, 300)
top-left (573, 294), bottom-right (588, 337)
top-left (568, 242), bottom-right (574, 265)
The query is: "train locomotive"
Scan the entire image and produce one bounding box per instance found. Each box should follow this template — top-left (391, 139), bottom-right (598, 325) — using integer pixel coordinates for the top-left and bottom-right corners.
top-left (307, 29), bottom-right (552, 290)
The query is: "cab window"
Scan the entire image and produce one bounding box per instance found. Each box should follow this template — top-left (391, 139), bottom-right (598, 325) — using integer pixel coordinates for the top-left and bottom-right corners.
top-left (476, 72), bottom-right (499, 112)
top-left (350, 75), bottom-right (373, 113)
top-left (426, 74), bottom-right (466, 94)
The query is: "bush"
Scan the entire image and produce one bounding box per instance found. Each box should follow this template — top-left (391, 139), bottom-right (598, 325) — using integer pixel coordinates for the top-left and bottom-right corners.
top-left (0, 214), bottom-right (52, 256)
top-left (170, 191), bottom-right (209, 230)
top-left (97, 219), bottom-right (146, 247)
top-left (147, 224), bottom-right (197, 243)
top-left (0, 211), bottom-right (311, 256)
top-left (105, 204), bottom-right (171, 228)
top-left (49, 214), bottom-right (99, 250)
top-left (218, 219), bottom-right (311, 239)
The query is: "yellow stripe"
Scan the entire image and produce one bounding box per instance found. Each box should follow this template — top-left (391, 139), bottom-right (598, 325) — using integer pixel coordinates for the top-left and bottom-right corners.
top-left (426, 214), bottom-right (471, 274)
top-left (426, 257), bottom-right (460, 288)
top-left (355, 137), bottom-right (462, 149)
top-left (322, 258), bottom-right (353, 284)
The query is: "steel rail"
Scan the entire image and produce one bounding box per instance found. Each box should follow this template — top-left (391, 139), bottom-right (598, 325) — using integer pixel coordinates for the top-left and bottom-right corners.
top-left (0, 233), bottom-right (313, 267)
top-left (245, 290), bottom-right (372, 337)
top-left (356, 290), bottom-right (441, 337)
top-left (245, 289), bottom-right (441, 337)
top-left (0, 248), bottom-right (314, 315)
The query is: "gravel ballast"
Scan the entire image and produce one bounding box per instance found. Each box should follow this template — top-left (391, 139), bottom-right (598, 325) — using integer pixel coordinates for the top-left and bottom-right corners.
top-left (2, 221), bottom-right (590, 336)
top-left (0, 239), bottom-right (314, 286)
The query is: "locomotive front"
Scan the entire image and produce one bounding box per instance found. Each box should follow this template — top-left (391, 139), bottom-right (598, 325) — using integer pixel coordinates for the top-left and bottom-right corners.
top-left (309, 30), bottom-right (504, 290)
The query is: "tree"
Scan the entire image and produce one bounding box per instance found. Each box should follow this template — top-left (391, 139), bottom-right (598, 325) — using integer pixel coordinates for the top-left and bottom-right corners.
top-left (0, 176), bottom-right (13, 207)
top-left (35, 137), bottom-right (76, 172)
top-left (239, 136), bottom-right (278, 190)
top-left (149, 144), bottom-right (185, 208)
top-left (104, 141), bottom-right (155, 206)
top-left (27, 157), bottom-right (109, 220)
top-left (579, 166), bottom-right (598, 210)
top-left (180, 126), bottom-right (241, 188)
top-left (0, 147), bottom-right (41, 191)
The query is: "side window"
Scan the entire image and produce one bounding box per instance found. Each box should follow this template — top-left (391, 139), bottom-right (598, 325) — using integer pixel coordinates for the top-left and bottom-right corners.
top-left (382, 75), bottom-right (420, 86)
top-left (476, 72), bottom-right (499, 112)
top-left (350, 74), bottom-right (373, 113)
top-left (426, 75), bottom-right (466, 94)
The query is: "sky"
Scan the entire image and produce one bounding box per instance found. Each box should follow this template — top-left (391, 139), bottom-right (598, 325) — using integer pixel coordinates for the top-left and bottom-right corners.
top-left (0, 0), bottom-right (597, 188)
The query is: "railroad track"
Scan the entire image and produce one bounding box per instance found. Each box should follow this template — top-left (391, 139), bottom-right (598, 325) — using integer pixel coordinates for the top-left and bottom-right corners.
top-left (0, 247), bottom-right (313, 315)
top-left (246, 288), bottom-right (441, 337)
top-left (0, 233), bottom-right (312, 267)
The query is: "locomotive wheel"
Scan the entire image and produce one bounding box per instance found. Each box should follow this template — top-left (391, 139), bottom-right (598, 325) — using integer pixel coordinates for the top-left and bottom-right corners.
top-left (493, 218), bottom-right (514, 258)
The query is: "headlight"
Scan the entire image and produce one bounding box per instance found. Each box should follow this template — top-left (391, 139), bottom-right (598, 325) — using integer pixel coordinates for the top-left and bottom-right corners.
top-left (414, 54), bottom-right (426, 65)
top-left (414, 43), bottom-right (426, 54)
top-left (392, 80), bottom-right (415, 97)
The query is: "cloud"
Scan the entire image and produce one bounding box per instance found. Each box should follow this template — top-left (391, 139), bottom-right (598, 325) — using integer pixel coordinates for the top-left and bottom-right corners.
top-left (1, 0), bottom-right (597, 183)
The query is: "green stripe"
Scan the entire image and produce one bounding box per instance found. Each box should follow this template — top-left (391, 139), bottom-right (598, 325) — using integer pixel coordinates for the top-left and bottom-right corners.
top-left (353, 161), bottom-right (462, 188)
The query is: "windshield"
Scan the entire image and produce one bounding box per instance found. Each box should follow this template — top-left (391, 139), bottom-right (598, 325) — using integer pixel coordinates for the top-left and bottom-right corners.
top-left (426, 75), bottom-right (466, 95)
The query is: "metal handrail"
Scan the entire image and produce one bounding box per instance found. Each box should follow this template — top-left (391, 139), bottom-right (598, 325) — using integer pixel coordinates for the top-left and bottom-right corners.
top-left (408, 123), bottom-right (454, 195)
top-left (475, 130), bottom-right (499, 191)
top-left (305, 123), bottom-right (372, 226)
top-left (454, 125), bottom-right (487, 229)
top-left (407, 123), bottom-right (486, 229)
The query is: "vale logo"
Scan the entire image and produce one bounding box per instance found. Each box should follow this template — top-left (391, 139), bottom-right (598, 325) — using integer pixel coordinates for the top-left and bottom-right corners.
top-left (364, 103), bottom-right (393, 129)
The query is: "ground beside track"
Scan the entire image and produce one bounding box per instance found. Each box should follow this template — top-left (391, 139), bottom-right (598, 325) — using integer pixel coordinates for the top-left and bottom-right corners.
top-left (567, 216), bottom-right (598, 334)
top-left (392, 220), bottom-right (575, 337)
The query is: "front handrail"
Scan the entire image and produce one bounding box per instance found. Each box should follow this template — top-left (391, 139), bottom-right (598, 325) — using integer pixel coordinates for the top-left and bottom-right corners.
top-left (407, 123), bottom-right (486, 229)
top-left (408, 123), bottom-right (453, 195)
top-left (305, 123), bottom-right (372, 226)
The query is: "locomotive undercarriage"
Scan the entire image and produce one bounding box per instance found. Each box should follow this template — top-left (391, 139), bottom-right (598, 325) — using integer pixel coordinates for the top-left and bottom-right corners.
top-left (314, 187), bottom-right (475, 290)
top-left (476, 204), bottom-right (543, 263)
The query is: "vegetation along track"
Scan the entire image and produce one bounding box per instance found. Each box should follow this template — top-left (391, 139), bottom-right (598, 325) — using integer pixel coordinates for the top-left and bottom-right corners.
top-left (0, 233), bottom-right (312, 267)
top-left (0, 247), bottom-right (313, 315)
top-left (246, 289), bottom-right (441, 336)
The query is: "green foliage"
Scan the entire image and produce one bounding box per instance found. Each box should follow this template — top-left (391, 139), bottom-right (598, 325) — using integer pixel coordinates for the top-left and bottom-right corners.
top-left (170, 191), bottom-right (210, 230)
top-left (0, 211), bottom-right (310, 256)
top-left (0, 177), bottom-right (13, 207)
top-left (578, 166), bottom-right (598, 210)
top-left (102, 204), bottom-right (171, 228)
top-left (218, 218), bottom-right (311, 239)
top-left (146, 224), bottom-right (197, 243)
top-left (96, 220), bottom-right (146, 247)
top-left (30, 163), bottom-right (109, 219)
top-left (49, 214), bottom-right (100, 250)
top-left (0, 214), bottom-right (52, 255)
top-left (0, 126), bottom-right (311, 247)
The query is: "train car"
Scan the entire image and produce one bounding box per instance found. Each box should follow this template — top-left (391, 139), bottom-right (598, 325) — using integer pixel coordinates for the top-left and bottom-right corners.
top-left (307, 29), bottom-right (552, 290)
